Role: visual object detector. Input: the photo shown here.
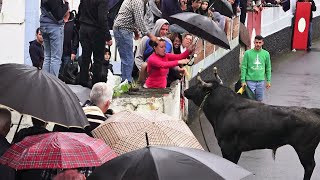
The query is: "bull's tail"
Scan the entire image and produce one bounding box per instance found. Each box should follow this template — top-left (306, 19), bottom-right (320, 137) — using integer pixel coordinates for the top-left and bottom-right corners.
top-left (272, 148), bottom-right (277, 160)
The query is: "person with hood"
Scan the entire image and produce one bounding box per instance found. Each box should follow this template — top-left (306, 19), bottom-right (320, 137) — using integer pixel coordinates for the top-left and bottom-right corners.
top-left (29, 27), bottom-right (44, 69)
top-left (134, 19), bottom-right (172, 84)
top-left (40, 0), bottom-right (69, 77)
top-left (0, 108), bottom-right (15, 180)
top-left (82, 82), bottom-right (113, 136)
top-left (144, 0), bottom-right (162, 32)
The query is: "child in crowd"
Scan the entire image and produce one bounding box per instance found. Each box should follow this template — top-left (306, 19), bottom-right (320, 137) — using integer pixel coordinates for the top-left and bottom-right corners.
top-left (199, 0), bottom-right (211, 16)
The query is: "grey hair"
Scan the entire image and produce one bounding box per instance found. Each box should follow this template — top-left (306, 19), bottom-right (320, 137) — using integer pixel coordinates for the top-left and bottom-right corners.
top-left (89, 83), bottom-right (113, 107)
top-left (0, 108), bottom-right (11, 136)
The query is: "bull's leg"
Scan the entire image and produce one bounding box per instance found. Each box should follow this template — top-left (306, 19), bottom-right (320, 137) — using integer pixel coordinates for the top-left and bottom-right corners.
top-left (294, 146), bottom-right (316, 180)
top-left (221, 148), bottom-right (242, 164)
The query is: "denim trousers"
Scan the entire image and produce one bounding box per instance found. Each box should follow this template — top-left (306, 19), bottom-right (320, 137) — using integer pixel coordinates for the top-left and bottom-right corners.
top-left (40, 25), bottom-right (64, 77)
top-left (246, 80), bottom-right (265, 101)
top-left (113, 28), bottom-right (134, 82)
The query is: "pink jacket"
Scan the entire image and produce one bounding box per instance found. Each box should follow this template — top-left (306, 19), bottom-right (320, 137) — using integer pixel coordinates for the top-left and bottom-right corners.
top-left (145, 50), bottom-right (190, 88)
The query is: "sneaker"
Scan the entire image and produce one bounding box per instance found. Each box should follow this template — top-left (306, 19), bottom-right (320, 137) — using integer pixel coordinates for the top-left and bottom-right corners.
top-left (129, 81), bottom-right (140, 92)
top-left (307, 47), bottom-right (311, 52)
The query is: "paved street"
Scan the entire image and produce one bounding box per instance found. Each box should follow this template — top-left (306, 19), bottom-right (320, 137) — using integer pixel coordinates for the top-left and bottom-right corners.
top-left (190, 40), bottom-right (320, 180)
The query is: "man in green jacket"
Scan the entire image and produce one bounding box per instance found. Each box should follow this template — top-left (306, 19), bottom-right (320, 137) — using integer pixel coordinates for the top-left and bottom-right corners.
top-left (241, 35), bottom-right (271, 101)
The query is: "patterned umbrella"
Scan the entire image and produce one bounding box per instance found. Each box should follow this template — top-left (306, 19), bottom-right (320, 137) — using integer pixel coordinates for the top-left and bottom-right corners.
top-left (0, 132), bottom-right (117, 169)
top-left (92, 110), bottom-right (204, 155)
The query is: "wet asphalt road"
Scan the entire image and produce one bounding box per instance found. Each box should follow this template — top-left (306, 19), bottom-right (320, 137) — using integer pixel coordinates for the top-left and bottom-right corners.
top-left (190, 40), bottom-right (320, 180)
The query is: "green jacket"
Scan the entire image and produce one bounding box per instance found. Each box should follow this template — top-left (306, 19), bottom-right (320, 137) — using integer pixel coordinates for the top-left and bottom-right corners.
top-left (241, 49), bottom-right (271, 83)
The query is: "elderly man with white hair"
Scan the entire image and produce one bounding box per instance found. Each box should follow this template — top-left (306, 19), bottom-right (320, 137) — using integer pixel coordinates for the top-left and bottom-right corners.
top-left (82, 82), bottom-right (113, 136)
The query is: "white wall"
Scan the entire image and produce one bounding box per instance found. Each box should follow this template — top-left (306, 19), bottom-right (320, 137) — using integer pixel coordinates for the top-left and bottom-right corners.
top-left (0, 0), bottom-right (25, 65)
top-left (261, 0), bottom-right (320, 37)
top-left (0, 24), bottom-right (25, 64)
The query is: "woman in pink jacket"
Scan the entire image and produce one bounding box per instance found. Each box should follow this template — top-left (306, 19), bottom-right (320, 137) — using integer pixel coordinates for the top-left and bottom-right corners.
top-left (145, 39), bottom-right (194, 89)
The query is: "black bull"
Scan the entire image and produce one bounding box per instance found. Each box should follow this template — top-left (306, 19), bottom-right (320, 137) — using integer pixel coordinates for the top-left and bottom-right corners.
top-left (184, 75), bottom-right (320, 180)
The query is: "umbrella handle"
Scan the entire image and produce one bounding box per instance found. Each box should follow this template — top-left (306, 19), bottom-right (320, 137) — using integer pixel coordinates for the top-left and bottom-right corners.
top-left (13, 115), bottom-right (23, 138)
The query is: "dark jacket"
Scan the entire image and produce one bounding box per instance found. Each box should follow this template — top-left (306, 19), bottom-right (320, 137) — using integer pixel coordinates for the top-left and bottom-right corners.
top-left (185, 5), bottom-right (200, 14)
top-left (12, 126), bottom-right (49, 144)
top-left (63, 18), bottom-right (79, 56)
top-left (40, 0), bottom-right (69, 25)
top-left (161, 0), bottom-right (182, 19)
top-left (78, 0), bottom-right (112, 41)
top-left (297, 0), bottom-right (316, 21)
top-left (29, 40), bottom-right (44, 69)
top-left (0, 136), bottom-right (15, 180)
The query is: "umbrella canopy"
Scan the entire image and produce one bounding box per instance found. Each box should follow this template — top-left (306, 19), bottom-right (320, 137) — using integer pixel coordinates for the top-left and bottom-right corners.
top-left (0, 132), bottom-right (117, 169)
top-left (87, 146), bottom-right (252, 180)
top-left (0, 63), bottom-right (88, 128)
top-left (209, 0), bottom-right (233, 18)
top-left (92, 110), bottom-right (203, 155)
top-left (68, 84), bottom-right (91, 105)
top-left (169, 12), bottom-right (230, 49)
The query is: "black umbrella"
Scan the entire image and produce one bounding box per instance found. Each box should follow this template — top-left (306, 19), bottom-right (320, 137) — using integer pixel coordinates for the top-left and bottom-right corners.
top-left (68, 84), bottom-right (91, 105)
top-left (0, 63), bottom-right (89, 128)
top-left (87, 146), bottom-right (251, 180)
top-left (209, 0), bottom-right (234, 18)
top-left (169, 12), bottom-right (230, 49)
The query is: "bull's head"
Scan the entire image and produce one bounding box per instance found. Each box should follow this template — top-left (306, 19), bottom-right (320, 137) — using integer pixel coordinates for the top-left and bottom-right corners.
top-left (184, 67), bottom-right (223, 107)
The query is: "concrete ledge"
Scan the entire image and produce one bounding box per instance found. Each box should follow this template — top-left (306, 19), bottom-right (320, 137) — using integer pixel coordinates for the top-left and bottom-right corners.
top-left (110, 80), bottom-right (182, 120)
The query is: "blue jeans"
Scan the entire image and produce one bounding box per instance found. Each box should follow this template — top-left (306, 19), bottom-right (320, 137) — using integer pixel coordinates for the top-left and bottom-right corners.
top-left (246, 80), bottom-right (265, 101)
top-left (113, 28), bottom-right (134, 82)
top-left (308, 22), bottom-right (313, 48)
top-left (41, 25), bottom-right (64, 77)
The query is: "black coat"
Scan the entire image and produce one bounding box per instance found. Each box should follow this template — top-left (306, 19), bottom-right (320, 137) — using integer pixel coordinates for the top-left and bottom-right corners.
top-left (12, 126), bottom-right (49, 144)
top-left (29, 40), bottom-right (44, 69)
top-left (0, 136), bottom-right (15, 180)
top-left (78, 0), bottom-right (112, 41)
top-left (41, 0), bottom-right (69, 21)
top-left (63, 19), bottom-right (79, 56)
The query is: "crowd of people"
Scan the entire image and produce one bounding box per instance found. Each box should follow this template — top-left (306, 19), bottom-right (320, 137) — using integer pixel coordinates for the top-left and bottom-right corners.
top-left (26, 0), bottom-right (317, 108)
top-left (28, 0), bottom-right (245, 91)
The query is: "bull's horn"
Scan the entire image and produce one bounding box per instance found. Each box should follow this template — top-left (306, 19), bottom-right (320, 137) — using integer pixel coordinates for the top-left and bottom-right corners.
top-left (213, 67), bottom-right (218, 74)
top-left (197, 75), bottom-right (213, 88)
top-left (213, 67), bottom-right (223, 85)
